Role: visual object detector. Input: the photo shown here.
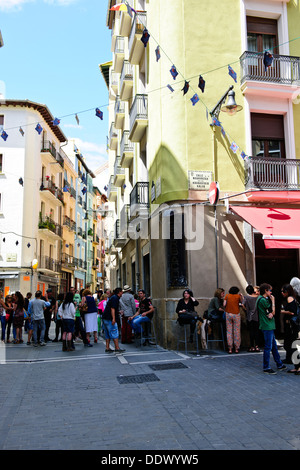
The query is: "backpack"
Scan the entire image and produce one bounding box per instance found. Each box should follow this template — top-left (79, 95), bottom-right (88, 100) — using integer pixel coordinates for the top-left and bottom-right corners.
top-left (290, 302), bottom-right (300, 331)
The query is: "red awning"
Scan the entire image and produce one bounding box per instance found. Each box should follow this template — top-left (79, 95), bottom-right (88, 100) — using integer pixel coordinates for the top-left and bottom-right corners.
top-left (230, 206), bottom-right (300, 249)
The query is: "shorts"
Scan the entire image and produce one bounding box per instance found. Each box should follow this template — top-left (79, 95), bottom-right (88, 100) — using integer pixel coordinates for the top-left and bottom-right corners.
top-left (102, 319), bottom-right (119, 340)
top-left (62, 319), bottom-right (75, 334)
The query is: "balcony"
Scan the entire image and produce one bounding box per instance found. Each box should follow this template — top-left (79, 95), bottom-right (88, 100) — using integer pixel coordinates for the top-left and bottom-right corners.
top-left (38, 256), bottom-right (61, 273)
top-left (41, 141), bottom-right (64, 170)
top-left (240, 51), bottom-right (300, 98)
top-left (113, 36), bottom-right (125, 73)
top-left (120, 204), bottom-right (130, 239)
top-left (110, 70), bottom-right (119, 95)
top-left (114, 97), bottom-right (125, 129)
top-left (38, 216), bottom-right (62, 238)
top-left (107, 175), bottom-right (118, 202)
top-left (119, 1), bottom-right (132, 37)
top-left (129, 94), bottom-right (148, 142)
top-left (245, 156), bottom-right (300, 202)
top-left (120, 61), bottom-right (133, 101)
top-left (109, 122), bottom-right (118, 150)
top-left (129, 11), bottom-right (147, 65)
top-left (61, 253), bottom-right (76, 270)
top-left (113, 156), bottom-right (125, 187)
top-left (114, 219), bottom-right (127, 248)
top-left (130, 182), bottom-right (149, 216)
top-left (40, 179), bottom-right (64, 204)
top-left (120, 130), bottom-right (134, 168)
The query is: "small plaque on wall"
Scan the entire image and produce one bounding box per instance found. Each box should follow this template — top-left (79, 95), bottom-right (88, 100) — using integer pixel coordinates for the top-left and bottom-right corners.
top-left (188, 171), bottom-right (212, 190)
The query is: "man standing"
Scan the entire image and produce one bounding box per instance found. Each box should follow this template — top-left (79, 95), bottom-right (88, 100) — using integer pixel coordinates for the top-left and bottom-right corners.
top-left (257, 283), bottom-right (286, 375)
top-left (28, 290), bottom-right (51, 347)
top-left (119, 285), bottom-right (136, 344)
top-left (128, 290), bottom-right (154, 343)
top-left (44, 288), bottom-right (56, 342)
top-left (102, 287), bottom-right (125, 354)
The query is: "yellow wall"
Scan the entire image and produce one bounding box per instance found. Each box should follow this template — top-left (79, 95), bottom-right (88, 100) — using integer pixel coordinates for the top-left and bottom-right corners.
top-left (148, 0), bottom-right (246, 205)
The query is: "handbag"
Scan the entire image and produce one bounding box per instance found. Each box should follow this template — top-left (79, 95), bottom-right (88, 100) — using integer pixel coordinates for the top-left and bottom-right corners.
top-left (290, 303), bottom-right (300, 331)
top-left (79, 303), bottom-right (88, 314)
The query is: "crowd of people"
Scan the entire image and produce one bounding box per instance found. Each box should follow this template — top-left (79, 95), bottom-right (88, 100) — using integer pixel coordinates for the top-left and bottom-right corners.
top-left (0, 284), bottom-right (155, 353)
top-left (2, 278), bottom-right (300, 375)
top-left (175, 279), bottom-right (300, 375)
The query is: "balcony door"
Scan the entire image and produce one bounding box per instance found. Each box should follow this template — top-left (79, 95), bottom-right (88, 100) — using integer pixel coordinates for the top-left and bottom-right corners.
top-left (251, 113), bottom-right (287, 188)
top-left (247, 17), bottom-right (279, 79)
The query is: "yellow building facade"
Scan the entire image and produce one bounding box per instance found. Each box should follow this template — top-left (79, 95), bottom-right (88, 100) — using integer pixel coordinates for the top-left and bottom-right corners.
top-left (104, 0), bottom-right (300, 348)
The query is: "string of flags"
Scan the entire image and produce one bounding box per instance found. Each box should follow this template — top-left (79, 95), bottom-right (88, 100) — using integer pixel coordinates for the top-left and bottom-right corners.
top-left (1, 1), bottom-right (287, 165)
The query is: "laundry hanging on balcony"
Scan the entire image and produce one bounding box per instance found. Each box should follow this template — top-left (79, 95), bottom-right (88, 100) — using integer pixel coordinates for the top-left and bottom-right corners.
top-left (263, 51), bottom-right (273, 72)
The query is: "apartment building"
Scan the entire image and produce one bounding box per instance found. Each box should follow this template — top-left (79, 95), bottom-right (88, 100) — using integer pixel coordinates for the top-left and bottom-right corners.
top-left (0, 100), bottom-right (67, 296)
top-left (104, 0), bottom-right (300, 347)
top-left (60, 152), bottom-right (77, 293)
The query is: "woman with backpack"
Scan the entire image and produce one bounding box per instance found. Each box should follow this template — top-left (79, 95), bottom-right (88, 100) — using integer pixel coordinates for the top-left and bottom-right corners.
top-left (280, 284), bottom-right (299, 372)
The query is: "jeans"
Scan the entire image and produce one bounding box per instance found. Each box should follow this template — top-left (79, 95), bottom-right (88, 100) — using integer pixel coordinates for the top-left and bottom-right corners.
top-left (129, 315), bottom-right (151, 334)
top-left (0, 316), bottom-right (6, 341)
top-left (32, 319), bottom-right (46, 344)
top-left (262, 329), bottom-right (283, 370)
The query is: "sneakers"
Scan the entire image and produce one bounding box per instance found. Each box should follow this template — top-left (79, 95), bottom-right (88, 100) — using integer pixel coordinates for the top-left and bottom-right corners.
top-left (105, 348), bottom-right (114, 353)
top-left (263, 369), bottom-right (277, 375)
top-left (277, 365), bottom-right (287, 371)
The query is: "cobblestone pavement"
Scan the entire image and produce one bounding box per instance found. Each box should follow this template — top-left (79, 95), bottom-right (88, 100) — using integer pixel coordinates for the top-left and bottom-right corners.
top-left (0, 328), bottom-right (300, 451)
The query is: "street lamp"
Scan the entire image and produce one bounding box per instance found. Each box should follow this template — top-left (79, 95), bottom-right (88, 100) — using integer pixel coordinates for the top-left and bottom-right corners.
top-left (210, 85), bottom-right (243, 121)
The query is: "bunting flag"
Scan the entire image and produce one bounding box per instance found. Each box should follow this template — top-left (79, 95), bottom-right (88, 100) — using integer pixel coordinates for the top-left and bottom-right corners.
top-left (35, 123), bottom-right (43, 135)
top-left (170, 65), bottom-right (178, 80)
top-left (19, 127), bottom-right (24, 136)
top-left (190, 93), bottom-right (199, 106)
top-left (104, 185), bottom-right (108, 192)
top-left (82, 187), bottom-right (87, 195)
top-left (221, 126), bottom-right (226, 137)
top-left (230, 141), bottom-right (238, 153)
top-left (141, 28), bottom-right (150, 47)
top-left (167, 84), bottom-right (174, 92)
top-left (198, 75), bottom-right (205, 93)
top-left (241, 151), bottom-right (247, 160)
top-left (75, 114), bottom-right (80, 125)
top-left (63, 186), bottom-right (69, 192)
top-left (212, 116), bottom-right (221, 127)
top-left (19, 178), bottom-right (24, 186)
top-left (228, 65), bottom-right (237, 83)
top-left (263, 51), bottom-right (273, 72)
top-left (182, 81), bottom-right (190, 96)
top-left (1, 130), bottom-right (8, 141)
top-left (155, 45), bottom-right (161, 62)
top-left (95, 108), bottom-right (103, 120)
top-left (27, 243), bottom-right (31, 248)
top-left (52, 118), bottom-right (60, 126)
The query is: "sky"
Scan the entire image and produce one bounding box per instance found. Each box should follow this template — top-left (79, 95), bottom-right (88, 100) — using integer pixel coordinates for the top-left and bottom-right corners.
top-left (0, 0), bottom-right (112, 191)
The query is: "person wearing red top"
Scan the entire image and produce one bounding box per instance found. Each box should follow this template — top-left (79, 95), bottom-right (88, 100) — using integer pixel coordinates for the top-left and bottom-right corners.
top-left (224, 286), bottom-right (243, 354)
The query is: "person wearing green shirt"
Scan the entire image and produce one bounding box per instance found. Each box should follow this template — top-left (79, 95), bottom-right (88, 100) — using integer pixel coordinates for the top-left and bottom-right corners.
top-left (257, 283), bottom-right (286, 375)
top-left (70, 287), bottom-right (92, 348)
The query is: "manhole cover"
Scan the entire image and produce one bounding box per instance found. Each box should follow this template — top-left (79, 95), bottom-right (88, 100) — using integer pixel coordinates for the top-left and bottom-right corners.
top-left (148, 362), bottom-right (188, 371)
top-left (117, 373), bottom-right (160, 384)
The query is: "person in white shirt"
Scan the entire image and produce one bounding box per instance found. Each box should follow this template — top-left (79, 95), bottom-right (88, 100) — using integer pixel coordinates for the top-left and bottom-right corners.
top-left (58, 292), bottom-right (76, 352)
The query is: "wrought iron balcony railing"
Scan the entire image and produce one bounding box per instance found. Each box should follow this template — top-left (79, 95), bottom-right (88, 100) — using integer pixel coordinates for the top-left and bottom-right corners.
top-left (245, 156), bottom-right (300, 190)
top-left (240, 51), bottom-right (300, 86)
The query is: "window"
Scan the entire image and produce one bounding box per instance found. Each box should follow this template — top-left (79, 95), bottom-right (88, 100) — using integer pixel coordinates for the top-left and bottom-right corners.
top-left (251, 113), bottom-right (285, 158)
top-left (0, 115), bottom-right (4, 128)
top-left (0, 154), bottom-right (3, 173)
top-left (247, 17), bottom-right (278, 53)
